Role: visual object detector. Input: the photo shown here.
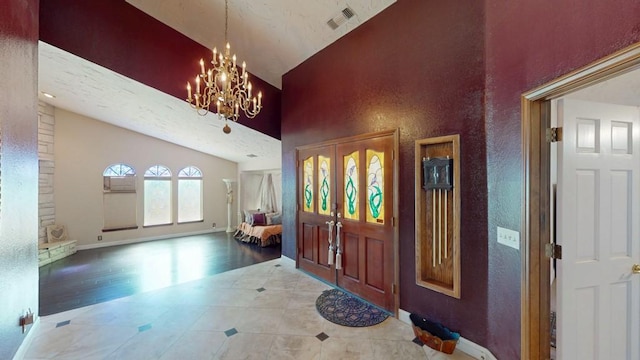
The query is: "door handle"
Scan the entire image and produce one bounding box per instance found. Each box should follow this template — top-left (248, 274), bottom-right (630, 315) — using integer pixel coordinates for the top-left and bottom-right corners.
top-left (632, 264), bottom-right (640, 274)
top-left (335, 221), bottom-right (343, 270)
top-left (326, 221), bottom-right (335, 265)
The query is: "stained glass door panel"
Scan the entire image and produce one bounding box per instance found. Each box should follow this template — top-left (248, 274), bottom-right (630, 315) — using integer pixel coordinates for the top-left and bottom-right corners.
top-left (303, 156), bottom-right (314, 213)
top-left (318, 156), bottom-right (331, 216)
top-left (343, 151), bottom-right (359, 221)
top-left (335, 134), bottom-right (395, 311)
top-left (297, 146), bottom-right (336, 282)
top-left (366, 149), bottom-right (384, 224)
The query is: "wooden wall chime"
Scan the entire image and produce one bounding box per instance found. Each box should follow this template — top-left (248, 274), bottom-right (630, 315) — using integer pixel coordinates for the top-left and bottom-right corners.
top-left (423, 157), bottom-right (453, 267)
top-left (415, 135), bottom-right (460, 299)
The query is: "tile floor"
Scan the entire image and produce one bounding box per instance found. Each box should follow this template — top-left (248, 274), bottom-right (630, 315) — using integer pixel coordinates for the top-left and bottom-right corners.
top-left (21, 258), bottom-right (474, 360)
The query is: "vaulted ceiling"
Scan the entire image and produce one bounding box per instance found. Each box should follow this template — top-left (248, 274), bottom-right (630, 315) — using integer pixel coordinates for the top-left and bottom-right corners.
top-left (38, 0), bottom-right (396, 165)
top-left (39, 0), bottom-right (639, 166)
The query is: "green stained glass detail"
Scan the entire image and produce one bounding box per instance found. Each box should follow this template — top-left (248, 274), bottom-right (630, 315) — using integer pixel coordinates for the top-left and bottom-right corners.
top-left (303, 158), bottom-right (314, 212)
top-left (305, 183), bottom-right (312, 208)
top-left (345, 157), bottom-right (357, 216)
top-left (367, 155), bottom-right (382, 219)
top-left (319, 159), bottom-right (330, 212)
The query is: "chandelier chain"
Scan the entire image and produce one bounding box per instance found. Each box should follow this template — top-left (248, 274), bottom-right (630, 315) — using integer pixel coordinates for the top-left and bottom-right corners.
top-left (224, 0), bottom-right (228, 44)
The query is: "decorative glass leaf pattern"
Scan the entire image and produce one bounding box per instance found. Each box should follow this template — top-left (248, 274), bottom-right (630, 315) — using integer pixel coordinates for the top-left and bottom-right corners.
top-left (366, 150), bottom-right (384, 224)
top-left (303, 156), bottom-right (314, 212)
top-left (318, 156), bottom-right (331, 216)
top-left (343, 151), bottom-right (359, 220)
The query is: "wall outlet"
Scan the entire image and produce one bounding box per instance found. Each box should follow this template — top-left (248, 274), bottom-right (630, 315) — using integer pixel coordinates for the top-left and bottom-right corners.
top-left (497, 226), bottom-right (519, 250)
top-left (97, 235), bottom-right (102, 241)
top-left (212, 222), bottom-right (216, 228)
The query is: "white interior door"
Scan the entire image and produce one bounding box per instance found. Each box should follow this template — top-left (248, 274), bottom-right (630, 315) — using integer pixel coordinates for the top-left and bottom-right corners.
top-left (557, 98), bottom-right (640, 359)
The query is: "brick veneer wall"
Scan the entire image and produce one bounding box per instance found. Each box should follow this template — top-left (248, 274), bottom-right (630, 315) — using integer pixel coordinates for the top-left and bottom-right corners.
top-left (38, 102), bottom-right (55, 244)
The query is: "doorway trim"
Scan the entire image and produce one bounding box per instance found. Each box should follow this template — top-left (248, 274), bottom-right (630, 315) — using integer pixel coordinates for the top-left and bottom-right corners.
top-left (295, 129), bottom-right (400, 316)
top-left (521, 42), bottom-right (640, 359)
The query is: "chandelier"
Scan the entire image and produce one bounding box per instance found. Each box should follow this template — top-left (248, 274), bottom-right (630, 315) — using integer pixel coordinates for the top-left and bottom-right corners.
top-left (186, 0), bottom-right (262, 134)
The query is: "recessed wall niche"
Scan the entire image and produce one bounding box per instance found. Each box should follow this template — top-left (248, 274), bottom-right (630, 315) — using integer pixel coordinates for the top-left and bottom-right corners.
top-left (415, 134), bottom-right (461, 298)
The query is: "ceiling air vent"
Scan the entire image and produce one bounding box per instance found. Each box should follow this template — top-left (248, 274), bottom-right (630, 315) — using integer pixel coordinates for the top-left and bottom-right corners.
top-left (327, 6), bottom-right (356, 30)
top-left (246, 154), bottom-right (258, 158)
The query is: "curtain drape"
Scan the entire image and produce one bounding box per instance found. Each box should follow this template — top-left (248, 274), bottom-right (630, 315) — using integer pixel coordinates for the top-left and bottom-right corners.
top-left (257, 173), bottom-right (278, 213)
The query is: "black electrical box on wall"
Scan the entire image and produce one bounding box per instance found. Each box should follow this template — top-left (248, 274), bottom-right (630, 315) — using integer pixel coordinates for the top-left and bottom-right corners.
top-left (422, 157), bottom-right (453, 191)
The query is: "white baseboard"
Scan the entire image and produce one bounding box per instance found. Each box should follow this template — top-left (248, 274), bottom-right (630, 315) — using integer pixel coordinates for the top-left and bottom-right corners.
top-left (398, 308), bottom-right (497, 360)
top-left (76, 228), bottom-right (224, 250)
top-left (12, 317), bottom-right (40, 360)
top-left (398, 308), bottom-right (412, 325)
top-left (456, 337), bottom-right (497, 360)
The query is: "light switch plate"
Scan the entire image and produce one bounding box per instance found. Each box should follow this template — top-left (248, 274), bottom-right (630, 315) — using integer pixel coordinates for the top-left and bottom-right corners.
top-left (497, 226), bottom-right (520, 250)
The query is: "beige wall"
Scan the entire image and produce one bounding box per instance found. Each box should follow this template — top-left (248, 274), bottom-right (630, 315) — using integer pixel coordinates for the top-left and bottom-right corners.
top-left (54, 108), bottom-right (238, 248)
top-left (238, 156), bottom-right (281, 172)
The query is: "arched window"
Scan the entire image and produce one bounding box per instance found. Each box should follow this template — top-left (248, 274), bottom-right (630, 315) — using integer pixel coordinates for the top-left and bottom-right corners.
top-left (102, 164), bottom-right (137, 231)
top-left (144, 165), bottom-right (172, 226)
top-left (178, 166), bottom-right (203, 223)
top-left (103, 164), bottom-right (135, 177)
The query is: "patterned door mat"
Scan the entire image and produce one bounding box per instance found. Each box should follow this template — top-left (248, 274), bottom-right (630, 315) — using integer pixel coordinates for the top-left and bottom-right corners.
top-left (315, 288), bottom-right (389, 327)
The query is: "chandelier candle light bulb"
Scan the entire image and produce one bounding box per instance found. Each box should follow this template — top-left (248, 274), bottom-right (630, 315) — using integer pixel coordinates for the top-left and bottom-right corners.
top-left (185, 0), bottom-right (263, 132)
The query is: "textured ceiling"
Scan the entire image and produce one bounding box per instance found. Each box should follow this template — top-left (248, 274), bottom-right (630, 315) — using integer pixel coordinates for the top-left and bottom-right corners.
top-left (38, 42), bottom-right (281, 165)
top-left (38, 0), bottom-right (396, 166)
top-left (126, 0), bottom-right (397, 89)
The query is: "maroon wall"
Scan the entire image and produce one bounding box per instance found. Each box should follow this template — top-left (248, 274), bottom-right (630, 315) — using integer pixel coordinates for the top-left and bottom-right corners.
top-left (0, 0), bottom-right (40, 357)
top-left (39, 0), bottom-right (281, 139)
top-left (485, 1), bottom-right (640, 358)
top-left (282, 0), bottom-right (489, 347)
top-left (29, 0), bottom-right (640, 358)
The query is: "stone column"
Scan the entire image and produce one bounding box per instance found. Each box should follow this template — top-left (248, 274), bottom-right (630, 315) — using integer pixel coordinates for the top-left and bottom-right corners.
top-left (222, 179), bottom-right (235, 232)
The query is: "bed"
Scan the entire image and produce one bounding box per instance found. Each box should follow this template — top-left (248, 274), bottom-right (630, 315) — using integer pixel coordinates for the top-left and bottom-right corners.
top-left (234, 222), bottom-right (282, 247)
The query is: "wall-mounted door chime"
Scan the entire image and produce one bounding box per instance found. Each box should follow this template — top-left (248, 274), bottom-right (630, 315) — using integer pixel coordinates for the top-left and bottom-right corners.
top-left (415, 135), bottom-right (461, 299)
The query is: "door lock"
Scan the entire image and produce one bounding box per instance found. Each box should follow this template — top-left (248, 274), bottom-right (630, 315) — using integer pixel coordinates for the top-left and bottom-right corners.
top-left (632, 264), bottom-right (640, 274)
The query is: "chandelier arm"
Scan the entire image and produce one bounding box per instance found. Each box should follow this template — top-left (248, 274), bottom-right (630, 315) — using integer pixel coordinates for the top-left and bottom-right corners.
top-left (185, 0), bottom-right (262, 132)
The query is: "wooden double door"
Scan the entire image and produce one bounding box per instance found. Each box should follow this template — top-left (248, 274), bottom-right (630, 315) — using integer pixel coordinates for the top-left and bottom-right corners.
top-left (296, 132), bottom-right (397, 312)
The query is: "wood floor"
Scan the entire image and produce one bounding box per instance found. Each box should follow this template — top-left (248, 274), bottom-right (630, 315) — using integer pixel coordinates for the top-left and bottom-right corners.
top-left (39, 232), bottom-right (281, 316)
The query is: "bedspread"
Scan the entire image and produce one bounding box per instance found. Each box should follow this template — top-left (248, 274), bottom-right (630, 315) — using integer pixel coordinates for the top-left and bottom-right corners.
top-left (234, 222), bottom-right (282, 247)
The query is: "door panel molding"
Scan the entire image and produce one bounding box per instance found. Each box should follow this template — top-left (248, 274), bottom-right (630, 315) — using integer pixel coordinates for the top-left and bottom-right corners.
top-left (296, 129), bottom-right (399, 315)
top-left (521, 41), bottom-right (640, 359)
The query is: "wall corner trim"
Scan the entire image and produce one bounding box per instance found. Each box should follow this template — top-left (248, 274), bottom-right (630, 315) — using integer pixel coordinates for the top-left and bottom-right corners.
top-left (12, 317), bottom-right (41, 360)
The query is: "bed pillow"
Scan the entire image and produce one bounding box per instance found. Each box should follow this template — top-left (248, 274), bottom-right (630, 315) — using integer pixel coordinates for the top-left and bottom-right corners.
top-left (243, 209), bottom-right (260, 223)
top-left (265, 212), bottom-right (279, 225)
top-left (271, 214), bottom-right (282, 225)
top-left (251, 212), bottom-right (267, 226)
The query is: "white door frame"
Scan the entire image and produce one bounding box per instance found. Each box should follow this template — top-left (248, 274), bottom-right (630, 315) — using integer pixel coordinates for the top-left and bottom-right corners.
top-left (521, 42), bottom-right (640, 359)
